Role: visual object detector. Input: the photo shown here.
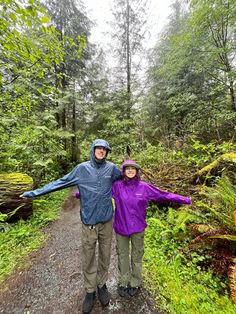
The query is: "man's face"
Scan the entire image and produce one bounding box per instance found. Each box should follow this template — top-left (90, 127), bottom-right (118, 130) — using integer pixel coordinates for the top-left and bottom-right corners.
top-left (94, 146), bottom-right (107, 160)
top-left (124, 166), bottom-right (137, 178)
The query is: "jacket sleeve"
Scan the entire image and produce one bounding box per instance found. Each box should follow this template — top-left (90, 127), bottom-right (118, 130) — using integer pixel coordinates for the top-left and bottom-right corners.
top-left (22, 165), bottom-right (80, 198)
top-left (145, 183), bottom-right (191, 204)
top-left (112, 165), bottom-right (122, 182)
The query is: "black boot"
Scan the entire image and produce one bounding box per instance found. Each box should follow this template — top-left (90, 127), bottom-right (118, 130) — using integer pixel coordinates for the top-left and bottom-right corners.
top-left (97, 284), bottom-right (110, 306)
top-left (82, 292), bottom-right (96, 313)
top-left (117, 285), bottom-right (129, 297)
top-left (128, 286), bottom-right (140, 296)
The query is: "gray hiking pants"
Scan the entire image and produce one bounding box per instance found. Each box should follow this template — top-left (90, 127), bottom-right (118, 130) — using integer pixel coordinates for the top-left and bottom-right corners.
top-left (116, 231), bottom-right (144, 288)
top-left (81, 219), bottom-right (113, 293)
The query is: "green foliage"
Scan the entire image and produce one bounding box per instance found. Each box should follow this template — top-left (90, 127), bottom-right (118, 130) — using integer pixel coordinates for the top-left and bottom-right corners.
top-left (0, 212), bottom-right (10, 232)
top-left (0, 0), bottom-right (88, 181)
top-left (148, 207), bottom-right (194, 241)
top-left (0, 0), bottom-right (64, 109)
top-left (142, 0), bottom-right (236, 144)
top-left (0, 0), bottom-right (64, 178)
top-left (0, 189), bottom-right (68, 283)
top-left (182, 141), bottom-right (236, 167)
top-left (133, 143), bottom-right (166, 168)
top-left (0, 111), bottom-right (71, 181)
top-left (143, 213), bottom-right (236, 313)
top-left (110, 0), bottom-right (149, 96)
top-left (198, 175), bottom-right (236, 230)
top-left (82, 89), bottom-right (139, 161)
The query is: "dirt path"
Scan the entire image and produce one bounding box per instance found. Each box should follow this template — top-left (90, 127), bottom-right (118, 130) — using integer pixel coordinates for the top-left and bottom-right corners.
top-left (0, 193), bottom-right (162, 314)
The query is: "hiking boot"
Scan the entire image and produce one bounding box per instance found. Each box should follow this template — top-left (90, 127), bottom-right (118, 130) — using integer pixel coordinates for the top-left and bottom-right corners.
top-left (128, 286), bottom-right (140, 296)
top-left (97, 284), bottom-right (110, 306)
top-left (117, 285), bottom-right (129, 297)
top-left (82, 292), bottom-right (96, 313)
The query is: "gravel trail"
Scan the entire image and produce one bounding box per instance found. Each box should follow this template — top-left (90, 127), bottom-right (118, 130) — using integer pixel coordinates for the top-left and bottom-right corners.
top-left (0, 193), bottom-right (163, 314)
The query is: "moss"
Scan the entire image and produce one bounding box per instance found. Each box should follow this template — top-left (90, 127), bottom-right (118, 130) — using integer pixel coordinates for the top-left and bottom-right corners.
top-left (0, 173), bottom-right (33, 185)
top-left (221, 153), bottom-right (236, 163)
top-left (0, 172), bottom-right (33, 201)
top-left (198, 153), bottom-right (236, 177)
top-left (198, 160), bottom-right (218, 176)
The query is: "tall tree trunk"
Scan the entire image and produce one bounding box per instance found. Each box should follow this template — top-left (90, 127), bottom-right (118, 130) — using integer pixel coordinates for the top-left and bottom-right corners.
top-left (229, 80), bottom-right (236, 112)
top-left (126, 0), bottom-right (131, 119)
top-left (71, 82), bottom-right (79, 163)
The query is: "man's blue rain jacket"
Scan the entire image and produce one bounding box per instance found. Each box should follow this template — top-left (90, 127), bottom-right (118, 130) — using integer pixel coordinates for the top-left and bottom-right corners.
top-left (23, 139), bottom-right (121, 225)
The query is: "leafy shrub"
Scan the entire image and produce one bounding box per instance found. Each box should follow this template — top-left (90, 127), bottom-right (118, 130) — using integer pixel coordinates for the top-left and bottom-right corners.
top-left (143, 211), bottom-right (236, 313)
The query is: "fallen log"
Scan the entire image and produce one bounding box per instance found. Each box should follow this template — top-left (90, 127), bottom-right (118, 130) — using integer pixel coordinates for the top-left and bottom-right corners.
top-left (191, 153), bottom-right (236, 185)
top-left (0, 172), bottom-right (33, 220)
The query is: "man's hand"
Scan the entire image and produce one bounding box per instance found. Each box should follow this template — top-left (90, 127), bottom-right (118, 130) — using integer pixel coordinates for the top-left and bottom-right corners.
top-left (19, 194), bottom-right (28, 199)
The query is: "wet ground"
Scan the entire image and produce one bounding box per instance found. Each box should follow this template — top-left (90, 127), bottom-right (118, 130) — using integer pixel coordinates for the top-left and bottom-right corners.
top-left (0, 193), bottom-right (163, 314)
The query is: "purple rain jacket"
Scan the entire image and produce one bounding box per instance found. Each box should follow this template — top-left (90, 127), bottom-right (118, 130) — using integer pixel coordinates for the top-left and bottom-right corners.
top-left (112, 160), bottom-right (191, 236)
top-left (74, 159), bottom-right (191, 234)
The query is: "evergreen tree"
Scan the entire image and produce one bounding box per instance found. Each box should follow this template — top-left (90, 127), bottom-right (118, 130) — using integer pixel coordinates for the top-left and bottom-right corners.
top-left (42, 0), bottom-right (92, 166)
top-left (110, 0), bottom-right (149, 118)
top-left (143, 0), bottom-right (236, 145)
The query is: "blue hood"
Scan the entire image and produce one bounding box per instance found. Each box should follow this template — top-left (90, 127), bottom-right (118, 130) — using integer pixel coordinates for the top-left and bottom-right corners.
top-left (90, 139), bottom-right (111, 166)
top-left (92, 139), bottom-right (111, 151)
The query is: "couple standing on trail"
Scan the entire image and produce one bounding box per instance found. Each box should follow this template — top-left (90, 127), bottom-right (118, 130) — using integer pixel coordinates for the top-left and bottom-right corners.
top-left (21, 138), bottom-right (191, 314)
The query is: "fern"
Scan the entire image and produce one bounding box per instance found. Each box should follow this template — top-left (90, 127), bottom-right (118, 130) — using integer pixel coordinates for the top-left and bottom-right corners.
top-left (191, 175), bottom-right (236, 302)
top-left (150, 207), bottom-right (194, 239)
top-left (200, 176), bottom-right (236, 230)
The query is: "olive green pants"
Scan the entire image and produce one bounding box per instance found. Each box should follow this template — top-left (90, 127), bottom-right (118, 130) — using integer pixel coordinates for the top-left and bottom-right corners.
top-left (81, 219), bottom-right (113, 293)
top-left (116, 231), bottom-right (144, 288)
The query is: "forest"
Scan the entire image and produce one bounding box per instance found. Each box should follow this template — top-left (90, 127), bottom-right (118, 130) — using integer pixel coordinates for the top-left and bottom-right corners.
top-left (0, 0), bottom-right (236, 313)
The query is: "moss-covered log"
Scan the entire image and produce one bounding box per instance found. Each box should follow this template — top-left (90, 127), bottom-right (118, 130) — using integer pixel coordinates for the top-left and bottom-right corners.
top-left (0, 173), bottom-right (33, 220)
top-left (191, 153), bottom-right (236, 184)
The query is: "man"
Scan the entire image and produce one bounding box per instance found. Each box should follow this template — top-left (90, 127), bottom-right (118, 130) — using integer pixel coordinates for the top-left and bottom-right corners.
top-left (20, 139), bottom-right (121, 313)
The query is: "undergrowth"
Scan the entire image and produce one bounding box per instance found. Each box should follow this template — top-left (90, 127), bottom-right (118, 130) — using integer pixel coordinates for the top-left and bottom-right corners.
top-left (143, 209), bottom-right (236, 314)
top-left (0, 189), bottom-right (68, 284)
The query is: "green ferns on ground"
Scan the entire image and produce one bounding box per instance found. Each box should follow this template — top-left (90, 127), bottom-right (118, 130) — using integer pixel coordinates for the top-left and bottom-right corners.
top-left (143, 207), bottom-right (236, 314)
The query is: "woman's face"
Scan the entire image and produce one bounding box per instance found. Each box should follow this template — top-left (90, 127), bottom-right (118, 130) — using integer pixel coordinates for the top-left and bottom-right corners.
top-left (124, 166), bottom-right (137, 178)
